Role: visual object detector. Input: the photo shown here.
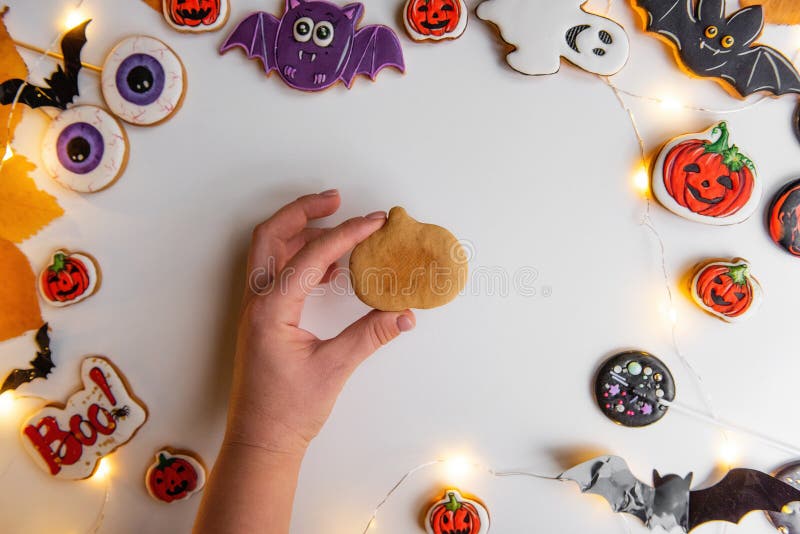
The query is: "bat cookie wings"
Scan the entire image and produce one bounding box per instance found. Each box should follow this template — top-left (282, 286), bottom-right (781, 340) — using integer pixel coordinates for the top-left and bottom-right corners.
top-left (634, 0), bottom-right (800, 97)
top-left (220, 0), bottom-right (404, 91)
top-left (560, 455), bottom-right (800, 532)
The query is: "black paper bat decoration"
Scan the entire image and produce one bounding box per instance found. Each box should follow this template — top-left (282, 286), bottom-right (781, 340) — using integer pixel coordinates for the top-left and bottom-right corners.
top-left (0, 20), bottom-right (89, 110)
top-left (0, 324), bottom-right (54, 394)
top-left (634, 0), bottom-right (800, 97)
top-left (560, 455), bottom-right (800, 532)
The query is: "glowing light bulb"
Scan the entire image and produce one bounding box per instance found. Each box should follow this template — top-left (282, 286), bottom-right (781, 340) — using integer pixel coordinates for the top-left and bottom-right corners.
top-left (2, 145), bottom-right (12, 162)
top-left (443, 456), bottom-right (472, 484)
top-left (633, 166), bottom-right (650, 195)
top-left (668, 306), bottom-right (678, 325)
top-left (718, 440), bottom-right (739, 466)
top-left (659, 97), bottom-right (682, 111)
top-left (63, 9), bottom-right (88, 30)
top-left (0, 391), bottom-right (14, 416)
top-left (92, 458), bottom-right (111, 480)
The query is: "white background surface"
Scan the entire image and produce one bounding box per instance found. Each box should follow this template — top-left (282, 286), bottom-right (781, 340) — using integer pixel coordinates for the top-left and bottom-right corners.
top-left (2, 1), bottom-right (800, 533)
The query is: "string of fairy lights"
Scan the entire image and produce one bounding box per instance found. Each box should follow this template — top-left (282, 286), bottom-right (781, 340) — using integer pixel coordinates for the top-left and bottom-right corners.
top-left (3, 1), bottom-right (800, 533)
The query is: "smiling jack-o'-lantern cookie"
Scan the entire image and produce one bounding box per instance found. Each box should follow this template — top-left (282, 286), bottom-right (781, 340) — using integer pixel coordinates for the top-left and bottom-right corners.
top-left (349, 207), bottom-right (467, 311)
top-left (652, 122), bottom-right (761, 225)
top-left (163, 0), bottom-right (230, 32)
top-left (690, 258), bottom-right (763, 322)
top-left (425, 489), bottom-right (490, 534)
top-left (146, 448), bottom-right (206, 503)
top-left (404, 0), bottom-right (468, 42)
top-left (38, 250), bottom-right (100, 307)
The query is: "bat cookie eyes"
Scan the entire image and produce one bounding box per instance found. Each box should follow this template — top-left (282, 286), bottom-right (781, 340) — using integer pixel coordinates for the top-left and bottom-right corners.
top-left (293, 17), bottom-right (314, 42)
top-left (102, 36), bottom-right (186, 126)
top-left (42, 105), bottom-right (129, 193)
top-left (705, 25), bottom-right (719, 38)
top-left (313, 22), bottom-right (335, 47)
top-left (293, 19), bottom-right (335, 46)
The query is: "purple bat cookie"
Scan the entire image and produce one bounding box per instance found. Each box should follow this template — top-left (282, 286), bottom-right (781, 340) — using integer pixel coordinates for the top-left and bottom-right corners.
top-left (220, 0), bottom-right (405, 91)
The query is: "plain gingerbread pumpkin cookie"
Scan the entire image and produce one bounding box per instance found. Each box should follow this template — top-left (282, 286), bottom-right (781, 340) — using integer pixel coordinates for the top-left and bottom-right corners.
top-left (349, 207), bottom-right (467, 311)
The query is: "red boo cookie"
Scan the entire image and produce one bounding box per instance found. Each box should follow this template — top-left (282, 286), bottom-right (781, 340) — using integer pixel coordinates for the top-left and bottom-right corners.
top-left (652, 122), bottom-right (761, 225)
top-left (768, 178), bottom-right (800, 257)
top-left (146, 449), bottom-right (206, 503)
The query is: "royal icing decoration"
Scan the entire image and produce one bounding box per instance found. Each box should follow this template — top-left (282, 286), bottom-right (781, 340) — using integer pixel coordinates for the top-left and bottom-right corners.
top-left (652, 122), bottom-right (761, 225)
top-left (691, 259), bottom-right (762, 323)
top-left (38, 250), bottom-right (99, 307)
top-left (21, 357), bottom-right (147, 479)
top-left (404, 0), bottom-right (468, 42)
top-left (220, 0), bottom-right (405, 92)
top-left (426, 490), bottom-right (490, 534)
top-left (163, 0), bottom-right (229, 32)
top-left (595, 351), bottom-right (675, 427)
top-left (476, 0), bottom-right (630, 76)
top-left (633, 0), bottom-right (800, 97)
top-left (146, 449), bottom-right (206, 503)
top-left (41, 105), bottom-right (129, 193)
top-left (769, 178), bottom-right (800, 257)
top-left (102, 36), bottom-right (185, 126)
top-left (767, 461), bottom-right (800, 534)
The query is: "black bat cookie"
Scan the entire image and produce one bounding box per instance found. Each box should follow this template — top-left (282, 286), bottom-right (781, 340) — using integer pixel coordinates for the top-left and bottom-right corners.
top-left (0, 20), bottom-right (89, 110)
top-left (0, 323), bottom-right (55, 394)
top-left (560, 455), bottom-right (800, 532)
top-left (634, 0), bottom-right (800, 97)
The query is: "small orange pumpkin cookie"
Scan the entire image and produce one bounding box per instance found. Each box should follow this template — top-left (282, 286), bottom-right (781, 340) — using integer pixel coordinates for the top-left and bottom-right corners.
top-left (349, 207), bottom-right (467, 311)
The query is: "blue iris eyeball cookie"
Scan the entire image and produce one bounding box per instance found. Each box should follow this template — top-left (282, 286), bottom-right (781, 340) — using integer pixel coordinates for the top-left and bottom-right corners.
top-left (101, 36), bottom-right (186, 126)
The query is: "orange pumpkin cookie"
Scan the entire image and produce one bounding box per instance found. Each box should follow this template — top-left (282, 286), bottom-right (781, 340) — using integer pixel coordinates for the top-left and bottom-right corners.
top-left (425, 489), bottom-right (490, 534)
top-left (349, 207), bottom-right (467, 311)
top-left (146, 449), bottom-right (206, 503)
top-left (690, 258), bottom-right (763, 323)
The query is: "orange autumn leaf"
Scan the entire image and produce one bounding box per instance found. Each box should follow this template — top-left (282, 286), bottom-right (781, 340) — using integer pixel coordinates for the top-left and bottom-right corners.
top-left (0, 8), bottom-right (28, 151)
top-left (741, 0), bottom-right (800, 25)
top-left (141, 0), bottom-right (162, 13)
top-left (0, 238), bottom-right (42, 342)
top-left (0, 155), bottom-right (64, 243)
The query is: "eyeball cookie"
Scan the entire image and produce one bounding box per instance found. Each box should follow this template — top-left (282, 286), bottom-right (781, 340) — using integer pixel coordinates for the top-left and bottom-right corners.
top-left (41, 105), bottom-right (129, 193)
top-left (102, 36), bottom-right (186, 126)
top-left (690, 259), bottom-right (763, 323)
top-left (38, 250), bottom-right (100, 307)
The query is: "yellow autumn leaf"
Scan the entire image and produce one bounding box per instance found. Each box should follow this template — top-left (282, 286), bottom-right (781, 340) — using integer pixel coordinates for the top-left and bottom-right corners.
top-left (0, 7), bottom-right (29, 151)
top-left (0, 237), bottom-right (42, 343)
top-left (0, 155), bottom-right (64, 243)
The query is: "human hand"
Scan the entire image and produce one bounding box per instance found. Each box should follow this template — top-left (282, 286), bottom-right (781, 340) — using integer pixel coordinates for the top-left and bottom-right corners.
top-left (225, 190), bottom-right (416, 458)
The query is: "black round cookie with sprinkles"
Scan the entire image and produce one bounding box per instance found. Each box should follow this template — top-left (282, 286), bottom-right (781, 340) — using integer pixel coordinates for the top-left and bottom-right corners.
top-left (594, 351), bottom-right (675, 427)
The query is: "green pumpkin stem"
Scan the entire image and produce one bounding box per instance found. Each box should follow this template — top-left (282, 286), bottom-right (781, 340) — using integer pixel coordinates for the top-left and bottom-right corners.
top-left (445, 492), bottom-right (462, 512)
top-left (727, 263), bottom-right (750, 286)
top-left (50, 252), bottom-right (66, 274)
top-left (157, 453), bottom-right (172, 469)
top-left (704, 122), bottom-right (754, 173)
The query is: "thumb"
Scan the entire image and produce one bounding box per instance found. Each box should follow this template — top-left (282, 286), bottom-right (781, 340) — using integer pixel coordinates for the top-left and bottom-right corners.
top-left (317, 309), bottom-right (415, 372)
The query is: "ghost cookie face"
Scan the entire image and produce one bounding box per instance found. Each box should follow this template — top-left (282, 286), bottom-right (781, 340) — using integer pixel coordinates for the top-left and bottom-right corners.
top-left (652, 122), bottom-right (761, 225)
top-left (349, 207), bottom-right (467, 311)
top-left (476, 0), bottom-right (629, 76)
top-left (404, 0), bottom-right (468, 42)
top-left (41, 105), bottom-right (129, 193)
top-left (39, 250), bottom-right (99, 307)
top-left (102, 36), bottom-right (186, 126)
top-left (163, 0), bottom-right (229, 32)
top-left (146, 449), bottom-right (206, 503)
